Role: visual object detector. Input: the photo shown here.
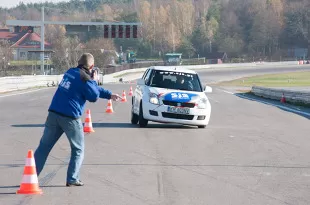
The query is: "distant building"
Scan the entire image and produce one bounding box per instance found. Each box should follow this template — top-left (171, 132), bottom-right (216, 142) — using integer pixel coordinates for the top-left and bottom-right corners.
top-left (0, 28), bottom-right (52, 61)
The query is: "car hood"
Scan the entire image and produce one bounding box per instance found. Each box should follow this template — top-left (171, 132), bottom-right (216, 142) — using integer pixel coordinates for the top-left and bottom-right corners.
top-left (148, 87), bottom-right (206, 103)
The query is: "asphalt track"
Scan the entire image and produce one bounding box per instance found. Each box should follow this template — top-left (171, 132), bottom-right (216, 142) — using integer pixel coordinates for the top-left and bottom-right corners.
top-left (0, 65), bottom-right (310, 205)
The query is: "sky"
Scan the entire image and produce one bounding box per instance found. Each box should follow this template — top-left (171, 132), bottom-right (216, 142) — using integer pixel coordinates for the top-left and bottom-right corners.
top-left (1, 0), bottom-right (70, 9)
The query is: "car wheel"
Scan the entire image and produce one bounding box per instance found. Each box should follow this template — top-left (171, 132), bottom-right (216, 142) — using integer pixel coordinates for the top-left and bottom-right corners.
top-left (198, 125), bottom-right (206, 128)
top-left (139, 102), bottom-right (148, 127)
top-left (131, 106), bottom-right (139, 124)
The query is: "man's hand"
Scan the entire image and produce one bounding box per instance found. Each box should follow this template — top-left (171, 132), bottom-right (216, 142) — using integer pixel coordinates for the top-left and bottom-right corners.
top-left (91, 70), bottom-right (98, 81)
top-left (111, 94), bottom-right (122, 101)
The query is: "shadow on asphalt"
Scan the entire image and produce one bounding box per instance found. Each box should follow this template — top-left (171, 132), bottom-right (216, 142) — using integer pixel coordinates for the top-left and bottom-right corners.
top-left (3, 163), bottom-right (310, 168)
top-left (11, 124), bottom-right (45, 127)
top-left (11, 123), bottom-right (197, 129)
top-left (0, 185), bottom-right (19, 188)
top-left (235, 92), bottom-right (310, 120)
top-left (0, 185), bottom-right (19, 194)
top-left (40, 185), bottom-right (67, 188)
top-left (93, 122), bottom-right (197, 129)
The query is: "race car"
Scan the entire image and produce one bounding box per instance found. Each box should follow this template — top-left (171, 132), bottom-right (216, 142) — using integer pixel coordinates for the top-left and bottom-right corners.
top-left (131, 66), bottom-right (212, 128)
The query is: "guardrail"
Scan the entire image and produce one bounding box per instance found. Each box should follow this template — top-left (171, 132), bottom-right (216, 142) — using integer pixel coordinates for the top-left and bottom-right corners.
top-left (0, 61), bottom-right (305, 93)
top-left (251, 86), bottom-right (310, 105)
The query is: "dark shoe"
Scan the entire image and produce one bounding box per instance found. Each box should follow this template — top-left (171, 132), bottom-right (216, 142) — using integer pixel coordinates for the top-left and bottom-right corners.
top-left (66, 180), bottom-right (84, 187)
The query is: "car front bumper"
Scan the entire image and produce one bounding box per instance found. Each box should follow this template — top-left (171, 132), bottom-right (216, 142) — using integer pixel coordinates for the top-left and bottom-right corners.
top-left (142, 101), bottom-right (211, 126)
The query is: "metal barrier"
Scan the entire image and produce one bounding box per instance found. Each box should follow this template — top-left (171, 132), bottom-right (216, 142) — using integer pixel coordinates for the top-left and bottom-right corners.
top-left (251, 86), bottom-right (310, 105)
top-left (0, 75), bottom-right (63, 93)
top-left (0, 61), bottom-right (304, 93)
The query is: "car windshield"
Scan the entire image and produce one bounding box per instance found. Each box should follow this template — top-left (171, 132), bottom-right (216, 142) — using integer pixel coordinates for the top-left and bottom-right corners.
top-left (148, 70), bottom-right (202, 92)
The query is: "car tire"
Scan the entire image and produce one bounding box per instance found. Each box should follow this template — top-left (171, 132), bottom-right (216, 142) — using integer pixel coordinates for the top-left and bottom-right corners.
top-left (198, 125), bottom-right (206, 128)
top-left (138, 102), bottom-right (148, 128)
top-left (131, 106), bottom-right (139, 125)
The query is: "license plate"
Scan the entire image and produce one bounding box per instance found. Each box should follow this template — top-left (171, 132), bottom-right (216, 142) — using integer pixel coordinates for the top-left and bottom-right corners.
top-left (167, 106), bottom-right (190, 114)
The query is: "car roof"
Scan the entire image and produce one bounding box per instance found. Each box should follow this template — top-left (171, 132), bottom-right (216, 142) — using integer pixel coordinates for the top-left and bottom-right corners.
top-left (149, 66), bottom-right (197, 74)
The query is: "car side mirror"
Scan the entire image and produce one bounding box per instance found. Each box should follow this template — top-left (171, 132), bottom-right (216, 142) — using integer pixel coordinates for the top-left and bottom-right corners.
top-left (137, 78), bottom-right (145, 85)
top-left (204, 85), bottom-right (212, 93)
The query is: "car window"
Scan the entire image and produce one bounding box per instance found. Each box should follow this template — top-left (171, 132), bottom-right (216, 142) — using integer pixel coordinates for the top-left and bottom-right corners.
top-left (144, 69), bottom-right (153, 85)
top-left (149, 70), bottom-right (202, 92)
top-left (142, 69), bottom-right (149, 80)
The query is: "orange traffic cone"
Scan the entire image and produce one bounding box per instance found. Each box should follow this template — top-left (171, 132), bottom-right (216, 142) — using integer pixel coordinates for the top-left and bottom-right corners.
top-left (280, 93), bottom-right (286, 103)
top-left (17, 150), bottom-right (43, 195)
top-left (121, 90), bottom-right (127, 102)
top-left (106, 100), bottom-right (114, 113)
top-left (84, 109), bottom-right (95, 133)
top-left (129, 86), bottom-right (133, 96)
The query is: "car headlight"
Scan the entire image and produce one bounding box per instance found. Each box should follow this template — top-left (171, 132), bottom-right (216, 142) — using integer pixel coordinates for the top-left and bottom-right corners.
top-left (191, 96), bottom-right (208, 109)
top-left (149, 93), bottom-right (159, 105)
top-left (197, 98), bottom-right (207, 109)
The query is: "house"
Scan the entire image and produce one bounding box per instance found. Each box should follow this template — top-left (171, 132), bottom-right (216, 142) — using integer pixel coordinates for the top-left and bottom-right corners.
top-left (0, 28), bottom-right (52, 61)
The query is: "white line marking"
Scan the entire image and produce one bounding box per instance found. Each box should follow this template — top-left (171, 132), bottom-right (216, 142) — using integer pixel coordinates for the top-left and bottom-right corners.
top-left (208, 97), bottom-right (220, 103)
top-left (217, 88), bottom-right (310, 117)
top-left (238, 93), bottom-right (310, 117)
top-left (217, 88), bottom-right (234, 94)
top-left (0, 87), bottom-right (53, 98)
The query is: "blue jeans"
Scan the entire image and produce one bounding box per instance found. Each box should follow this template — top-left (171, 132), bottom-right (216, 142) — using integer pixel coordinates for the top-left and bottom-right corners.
top-left (34, 111), bottom-right (84, 183)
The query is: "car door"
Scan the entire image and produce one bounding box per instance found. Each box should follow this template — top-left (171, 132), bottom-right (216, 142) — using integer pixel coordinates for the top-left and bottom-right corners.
top-left (134, 68), bottom-right (151, 113)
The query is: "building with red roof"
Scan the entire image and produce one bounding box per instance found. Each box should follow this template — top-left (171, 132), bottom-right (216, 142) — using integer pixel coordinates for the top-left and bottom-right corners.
top-left (0, 28), bottom-right (52, 61)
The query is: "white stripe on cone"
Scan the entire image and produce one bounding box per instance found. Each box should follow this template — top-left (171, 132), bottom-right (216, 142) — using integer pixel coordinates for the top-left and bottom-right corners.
top-left (25, 158), bottom-right (36, 167)
top-left (21, 174), bottom-right (38, 184)
top-left (84, 122), bottom-right (92, 127)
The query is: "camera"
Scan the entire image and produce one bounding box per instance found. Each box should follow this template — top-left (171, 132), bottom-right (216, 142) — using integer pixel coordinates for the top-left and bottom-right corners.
top-left (91, 67), bottom-right (99, 78)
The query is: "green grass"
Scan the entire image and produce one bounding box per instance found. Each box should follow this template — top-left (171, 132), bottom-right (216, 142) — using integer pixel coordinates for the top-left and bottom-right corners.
top-left (219, 71), bottom-right (310, 87)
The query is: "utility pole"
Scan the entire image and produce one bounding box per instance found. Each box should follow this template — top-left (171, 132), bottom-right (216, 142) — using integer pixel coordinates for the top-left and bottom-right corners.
top-left (209, 40), bottom-right (212, 53)
top-left (172, 24), bottom-right (175, 53)
top-left (40, 6), bottom-right (45, 75)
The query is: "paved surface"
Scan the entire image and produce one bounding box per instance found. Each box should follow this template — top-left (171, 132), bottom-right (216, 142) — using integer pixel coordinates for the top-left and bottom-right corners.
top-left (1, 66), bottom-right (310, 205)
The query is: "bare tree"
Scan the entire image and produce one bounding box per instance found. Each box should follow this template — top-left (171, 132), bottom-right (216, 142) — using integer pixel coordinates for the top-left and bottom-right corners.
top-left (84, 38), bottom-right (116, 68)
top-left (0, 40), bottom-right (13, 76)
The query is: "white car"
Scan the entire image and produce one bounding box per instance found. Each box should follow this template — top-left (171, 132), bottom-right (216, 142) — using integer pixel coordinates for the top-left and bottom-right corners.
top-left (131, 66), bottom-right (212, 128)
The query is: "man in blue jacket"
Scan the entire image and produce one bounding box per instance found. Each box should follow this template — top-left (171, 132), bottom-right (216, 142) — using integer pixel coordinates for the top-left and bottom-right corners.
top-left (34, 53), bottom-right (121, 187)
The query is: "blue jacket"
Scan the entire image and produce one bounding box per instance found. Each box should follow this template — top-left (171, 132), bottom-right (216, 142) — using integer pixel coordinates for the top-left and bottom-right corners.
top-left (48, 67), bottom-right (111, 119)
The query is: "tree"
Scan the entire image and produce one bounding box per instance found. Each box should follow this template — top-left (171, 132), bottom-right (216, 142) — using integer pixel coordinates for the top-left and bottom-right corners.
top-left (284, 0), bottom-right (310, 58)
top-left (66, 36), bottom-right (83, 68)
top-left (177, 37), bottom-right (196, 58)
top-left (49, 25), bottom-right (69, 73)
top-left (0, 39), bottom-right (12, 76)
top-left (84, 38), bottom-right (116, 68)
top-left (248, 0), bottom-right (283, 57)
top-left (191, 17), bottom-right (209, 56)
